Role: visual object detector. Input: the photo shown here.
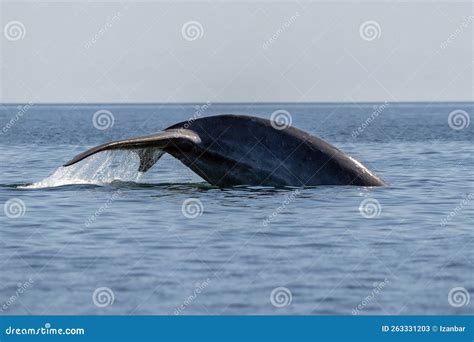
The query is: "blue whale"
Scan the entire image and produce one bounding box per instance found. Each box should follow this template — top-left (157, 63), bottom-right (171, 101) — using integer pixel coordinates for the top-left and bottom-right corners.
top-left (64, 114), bottom-right (385, 187)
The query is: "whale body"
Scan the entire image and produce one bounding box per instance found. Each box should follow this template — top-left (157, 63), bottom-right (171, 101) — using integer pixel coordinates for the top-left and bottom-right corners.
top-left (64, 114), bottom-right (385, 187)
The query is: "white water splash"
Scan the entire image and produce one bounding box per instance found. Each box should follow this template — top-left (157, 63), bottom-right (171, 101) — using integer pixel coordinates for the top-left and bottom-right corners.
top-left (21, 150), bottom-right (143, 189)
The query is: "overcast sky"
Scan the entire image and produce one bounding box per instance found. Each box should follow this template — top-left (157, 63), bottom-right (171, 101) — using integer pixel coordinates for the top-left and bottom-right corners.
top-left (0, 1), bottom-right (472, 103)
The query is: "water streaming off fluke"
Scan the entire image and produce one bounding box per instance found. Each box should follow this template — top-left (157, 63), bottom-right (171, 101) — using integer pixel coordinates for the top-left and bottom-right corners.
top-left (21, 150), bottom-right (143, 189)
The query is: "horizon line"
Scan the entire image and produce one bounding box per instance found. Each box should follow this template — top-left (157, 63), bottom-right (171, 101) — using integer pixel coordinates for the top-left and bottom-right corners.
top-left (1, 100), bottom-right (473, 106)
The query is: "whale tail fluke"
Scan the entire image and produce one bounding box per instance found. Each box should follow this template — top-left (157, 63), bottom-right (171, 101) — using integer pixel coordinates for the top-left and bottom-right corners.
top-left (63, 129), bottom-right (201, 173)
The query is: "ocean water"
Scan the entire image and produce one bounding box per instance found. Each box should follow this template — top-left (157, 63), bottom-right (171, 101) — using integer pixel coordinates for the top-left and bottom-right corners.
top-left (0, 102), bottom-right (472, 315)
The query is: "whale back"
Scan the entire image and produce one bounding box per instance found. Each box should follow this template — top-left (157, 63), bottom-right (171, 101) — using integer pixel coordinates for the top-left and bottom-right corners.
top-left (165, 115), bottom-right (384, 187)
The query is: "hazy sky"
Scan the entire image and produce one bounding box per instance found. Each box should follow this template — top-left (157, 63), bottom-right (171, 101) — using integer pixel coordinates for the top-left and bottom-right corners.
top-left (0, 1), bottom-right (472, 103)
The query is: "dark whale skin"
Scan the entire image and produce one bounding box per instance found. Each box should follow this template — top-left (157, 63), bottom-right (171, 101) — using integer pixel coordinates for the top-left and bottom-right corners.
top-left (164, 115), bottom-right (385, 187)
top-left (64, 114), bottom-right (385, 187)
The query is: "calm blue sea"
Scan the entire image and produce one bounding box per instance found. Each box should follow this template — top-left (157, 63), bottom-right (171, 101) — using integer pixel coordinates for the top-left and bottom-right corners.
top-left (0, 102), bottom-right (472, 315)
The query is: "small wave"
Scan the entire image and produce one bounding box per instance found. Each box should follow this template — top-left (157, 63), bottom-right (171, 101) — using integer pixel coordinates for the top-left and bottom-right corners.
top-left (20, 150), bottom-right (143, 189)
